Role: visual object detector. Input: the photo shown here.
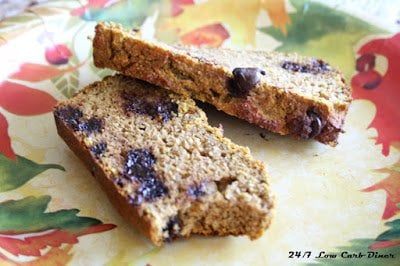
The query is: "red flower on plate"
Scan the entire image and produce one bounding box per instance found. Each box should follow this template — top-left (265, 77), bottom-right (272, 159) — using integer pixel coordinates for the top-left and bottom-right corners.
top-left (180, 23), bottom-right (230, 47)
top-left (0, 82), bottom-right (58, 160)
top-left (0, 54), bottom-right (86, 160)
top-left (351, 33), bottom-right (400, 156)
top-left (45, 44), bottom-right (73, 65)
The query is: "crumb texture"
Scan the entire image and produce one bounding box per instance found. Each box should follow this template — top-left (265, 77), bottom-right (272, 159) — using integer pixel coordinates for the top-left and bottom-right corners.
top-left (54, 75), bottom-right (273, 246)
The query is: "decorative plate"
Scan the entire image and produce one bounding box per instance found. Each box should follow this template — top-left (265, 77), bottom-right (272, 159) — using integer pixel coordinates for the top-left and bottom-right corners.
top-left (0, 0), bottom-right (399, 265)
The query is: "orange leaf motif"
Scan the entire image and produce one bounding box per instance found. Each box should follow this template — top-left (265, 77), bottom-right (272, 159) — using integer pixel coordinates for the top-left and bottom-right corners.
top-left (0, 112), bottom-right (16, 160)
top-left (352, 33), bottom-right (400, 156)
top-left (369, 239), bottom-right (400, 250)
top-left (0, 245), bottom-right (73, 266)
top-left (26, 245), bottom-right (73, 266)
top-left (260, 0), bottom-right (291, 35)
top-left (180, 23), bottom-right (230, 47)
top-left (0, 224), bottom-right (115, 263)
top-left (9, 62), bottom-right (86, 82)
top-left (171, 0), bottom-right (194, 16)
top-left (0, 82), bottom-right (57, 116)
top-left (162, 0), bottom-right (290, 45)
top-left (362, 149), bottom-right (400, 219)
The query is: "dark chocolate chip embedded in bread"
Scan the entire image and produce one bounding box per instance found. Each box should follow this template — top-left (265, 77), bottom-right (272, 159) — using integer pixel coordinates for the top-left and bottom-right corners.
top-left (93, 22), bottom-right (352, 146)
top-left (53, 75), bottom-right (274, 246)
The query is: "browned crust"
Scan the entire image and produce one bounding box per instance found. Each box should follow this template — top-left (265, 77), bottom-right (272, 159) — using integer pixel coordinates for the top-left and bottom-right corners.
top-left (54, 112), bottom-right (164, 246)
top-left (93, 22), bottom-right (351, 146)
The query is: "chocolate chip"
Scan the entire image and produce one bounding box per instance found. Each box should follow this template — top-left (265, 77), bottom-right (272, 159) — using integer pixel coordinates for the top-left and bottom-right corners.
top-left (288, 109), bottom-right (324, 139)
top-left (124, 149), bottom-right (168, 205)
top-left (54, 106), bottom-right (104, 134)
top-left (55, 106), bottom-right (83, 131)
top-left (281, 59), bottom-right (330, 74)
top-left (113, 177), bottom-right (127, 188)
top-left (90, 143), bottom-right (107, 158)
top-left (155, 101), bottom-right (179, 122)
top-left (137, 177), bottom-right (168, 202)
top-left (78, 117), bottom-right (103, 133)
top-left (125, 149), bottom-right (155, 179)
top-left (123, 92), bottom-right (178, 122)
top-left (228, 67), bottom-right (265, 97)
top-left (188, 182), bottom-right (206, 199)
top-left (307, 110), bottom-right (322, 138)
top-left (163, 216), bottom-right (181, 242)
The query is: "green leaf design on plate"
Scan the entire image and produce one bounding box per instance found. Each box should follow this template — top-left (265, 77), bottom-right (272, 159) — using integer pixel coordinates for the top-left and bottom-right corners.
top-left (0, 153), bottom-right (65, 192)
top-left (51, 55), bottom-right (80, 98)
top-left (259, 0), bottom-right (386, 78)
top-left (307, 239), bottom-right (400, 266)
top-left (81, 0), bottom-right (159, 28)
top-left (376, 220), bottom-right (400, 241)
top-left (0, 195), bottom-right (101, 232)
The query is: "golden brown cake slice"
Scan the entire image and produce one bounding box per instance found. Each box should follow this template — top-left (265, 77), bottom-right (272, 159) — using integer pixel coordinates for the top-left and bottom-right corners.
top-left (93, 22), bottom-right (352, 146)
top-left (54, 75), bottom-right (274, 246)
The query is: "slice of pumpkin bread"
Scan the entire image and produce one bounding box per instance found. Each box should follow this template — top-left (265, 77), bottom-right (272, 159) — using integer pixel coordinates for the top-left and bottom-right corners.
top-left (93, 22), bottom-right (351, 146)
top-left (54, 75), bottom-right (274, 246)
